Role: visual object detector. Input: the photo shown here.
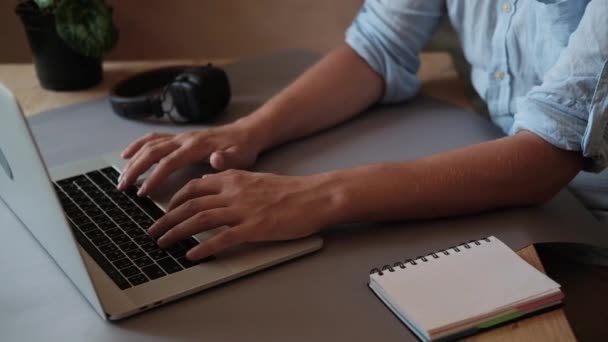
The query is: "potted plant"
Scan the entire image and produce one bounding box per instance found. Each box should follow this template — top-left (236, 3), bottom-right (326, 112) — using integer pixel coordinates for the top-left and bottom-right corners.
top-left (15, 0), bottom-right (119, 91)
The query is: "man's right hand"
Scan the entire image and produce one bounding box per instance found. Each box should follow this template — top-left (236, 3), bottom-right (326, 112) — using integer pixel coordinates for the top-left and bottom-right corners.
top-left (117, 122), bottom-right (262, 196)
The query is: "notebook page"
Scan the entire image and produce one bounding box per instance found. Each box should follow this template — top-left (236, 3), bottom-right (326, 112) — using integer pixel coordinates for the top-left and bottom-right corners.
top-left (370, 237), bottom-right (560, 332)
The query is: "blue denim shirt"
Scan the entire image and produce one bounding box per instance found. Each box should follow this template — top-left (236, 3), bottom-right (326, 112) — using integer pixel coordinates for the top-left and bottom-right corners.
top-left (346, 0), bottom-right (608, 172)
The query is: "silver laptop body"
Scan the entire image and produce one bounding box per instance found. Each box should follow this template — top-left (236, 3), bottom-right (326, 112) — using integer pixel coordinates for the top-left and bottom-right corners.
top-left (0, 83), bottom-right (323, 320)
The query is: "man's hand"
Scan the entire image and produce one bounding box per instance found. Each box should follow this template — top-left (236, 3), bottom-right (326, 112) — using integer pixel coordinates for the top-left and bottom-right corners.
top-left (146, 170), bottom-right (338, 260)
top-left (117, 122), bottom-right (262, 196)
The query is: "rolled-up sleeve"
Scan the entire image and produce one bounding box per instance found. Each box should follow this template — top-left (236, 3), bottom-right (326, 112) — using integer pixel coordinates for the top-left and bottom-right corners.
top-left (512, 1), bottom-right (608, 172)
top-left (345, 0), bottom-right (444, 103)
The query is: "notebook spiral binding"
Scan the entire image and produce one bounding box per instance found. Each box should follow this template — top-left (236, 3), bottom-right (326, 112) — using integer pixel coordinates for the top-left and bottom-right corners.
top-left (370, 237), bottom-right (492, 276)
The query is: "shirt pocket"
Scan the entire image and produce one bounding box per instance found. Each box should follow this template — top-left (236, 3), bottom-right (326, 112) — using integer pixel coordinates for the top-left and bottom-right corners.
top-left (531, 0), bottom-right (589, 76)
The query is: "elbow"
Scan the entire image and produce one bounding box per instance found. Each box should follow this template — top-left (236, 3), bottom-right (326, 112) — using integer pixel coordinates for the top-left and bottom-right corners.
top-left (509, 131), bottom-right (585, 207)
top-left (521, 159), bottom-right (583, 206)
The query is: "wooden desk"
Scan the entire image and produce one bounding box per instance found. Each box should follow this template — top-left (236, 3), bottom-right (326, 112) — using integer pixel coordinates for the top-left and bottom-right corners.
top-left (0, 53), bottom-right (575, 341)
top-left (0, 53), bottom-right (469, 117)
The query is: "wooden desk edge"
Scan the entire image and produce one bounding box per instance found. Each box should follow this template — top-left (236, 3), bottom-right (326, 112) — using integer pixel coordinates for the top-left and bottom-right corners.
top-left (0, 52), bottom-right (467, 117)
top-left (463, 245), bottom-right (576, 341)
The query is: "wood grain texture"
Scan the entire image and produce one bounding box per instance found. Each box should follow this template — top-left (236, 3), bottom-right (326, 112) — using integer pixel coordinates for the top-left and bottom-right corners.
top-left (0, 53), bottom-right (575, 341)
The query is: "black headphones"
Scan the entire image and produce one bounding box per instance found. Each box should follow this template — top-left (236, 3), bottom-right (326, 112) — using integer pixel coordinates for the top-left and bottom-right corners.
top-left (109, 64), bottom-right (231, 124)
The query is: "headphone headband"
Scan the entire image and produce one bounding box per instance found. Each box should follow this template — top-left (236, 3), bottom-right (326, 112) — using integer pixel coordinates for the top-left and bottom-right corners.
top-left (109, 65), bottom-right (230, 123)
top-left (109, 66), bottom-right (188, 119)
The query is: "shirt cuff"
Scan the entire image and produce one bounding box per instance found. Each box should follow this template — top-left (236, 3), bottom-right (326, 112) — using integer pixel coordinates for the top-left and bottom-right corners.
top-left (345, 20), bottom-right (420, 104)
top-left (512, 95), bottom-right (606, 172)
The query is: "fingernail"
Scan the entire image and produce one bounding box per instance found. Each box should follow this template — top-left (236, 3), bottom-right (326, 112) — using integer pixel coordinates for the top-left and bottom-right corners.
top-left (186, 250), bottom-right (196, 260)
top-left (137, 185), bottom-right (147, 196)
top-left (146, 229), bottom-right (157, 238)
top-left (117, 180), bottom-right (125, 190)
top-left (156, 235), bottom-right (167, 248)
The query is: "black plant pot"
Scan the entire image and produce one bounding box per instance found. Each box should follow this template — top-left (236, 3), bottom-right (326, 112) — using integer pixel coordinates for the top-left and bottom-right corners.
top-left (16, 2), bottom-right (103, 91)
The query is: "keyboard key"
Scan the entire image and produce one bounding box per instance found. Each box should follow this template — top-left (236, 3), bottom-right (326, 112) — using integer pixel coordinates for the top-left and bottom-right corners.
top-left (84, 229), bottom-right (104, 240)
top-left (133, 256), bottom-right (154, 268)
top-left (91, 235), bottom-right (111, 246)
top-left (107, 209), bottom-right (130, 224)
top-left (125, 228), bottom-right (145, 238)
top-left (141, 265), bottom-right (166, 280)
top-left (180, 238), bottom-right (199, 250)
top-left (131, 213), bottom-right (149, 222)
top-left (108, 192), bottom-right (128, 203)
top-left (70, 214), bottom-right (92, 227)
top-left (121, 220), bottom-right (140, 230)
top-left (101, 167), bottom-right (120, 184)
top-left (118, 241), bottom-right (138, 252)
top-left (79, 203), bottom-right (96, 213)
top-left (84, 207), bottom-right (103, 218)
top-left (141, 242), bottom-right (159, 253)
top-left (60, 183), bottom-right (78, 195)
top-left (99, 243), bottom-right (119, 255)
top-left (136, 218), bottom-right (154, 230)
top-left (133, 234), bottom-right (154, 245)
top-left (124, 207), bottom-right (143, 217)
top-left (114, 197), bottom-right (133, 208)
top-left (110, 234), bottom-right (130, 246)
top-left (120, 266), bottom-right (142, 278)
top-left (77, 222), bottom-right (97, 233)
top-left (57, 175), bottom-right (87, 187)
top-left (133, 198), bottom-right (165, 220)
top-left (105, 228), bottom-right (123, 238)
top-left (167, 245), bottom-right (187, 258)
top-left (98, 200), bottom-right (118, 211)
top-left (128, 274), bottom-right (149, 286)
top-left (71, 229), bottom-right (130, 290)
top-left (64, 205), bottom-right (84, 218)
top-left (95, 217), bottom-right (117, 231)
top-left (85, 171), bottom-right (107, 184)
top-left (105, 250), bottom-right (126, 262)
top-left (157, 257), bottom-right (183, 274)
top-left (113, 258), bottom-right (134, 270)
top-left (149, 250), bottom-right (168, 260)
top-left (125, 248), bottom-right (146, 260)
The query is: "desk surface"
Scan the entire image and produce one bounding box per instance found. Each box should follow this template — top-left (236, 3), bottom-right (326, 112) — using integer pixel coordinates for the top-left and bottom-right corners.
top-left (0, 52), bottom-right (575, 341)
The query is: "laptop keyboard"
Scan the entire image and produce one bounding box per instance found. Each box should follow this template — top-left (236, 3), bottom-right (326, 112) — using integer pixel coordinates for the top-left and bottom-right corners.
top-left (53, 167), bottom-right (210, 290)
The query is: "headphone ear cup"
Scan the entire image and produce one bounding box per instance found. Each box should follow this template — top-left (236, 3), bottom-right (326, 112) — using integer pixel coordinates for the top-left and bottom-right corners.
top-left (170, 66), bottom-right (231, 123)
top-left (167, 80), bottom-right (199, 123)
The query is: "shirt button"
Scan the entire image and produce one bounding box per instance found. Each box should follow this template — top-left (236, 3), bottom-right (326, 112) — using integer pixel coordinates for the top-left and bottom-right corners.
top-left (501, 2), bottom-right (513, 13)
top-left (494, 71), bottom-right (505, 81)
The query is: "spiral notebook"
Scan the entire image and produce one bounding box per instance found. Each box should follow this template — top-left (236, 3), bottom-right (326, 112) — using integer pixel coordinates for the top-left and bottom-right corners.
top-left (368, 236), bottom-right (563, 341)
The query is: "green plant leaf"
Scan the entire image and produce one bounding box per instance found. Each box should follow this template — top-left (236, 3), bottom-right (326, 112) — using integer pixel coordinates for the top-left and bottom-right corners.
top-left (55, 0), bottom-right (119, 58)
top-left (34, 0), bottom-right (55, 9)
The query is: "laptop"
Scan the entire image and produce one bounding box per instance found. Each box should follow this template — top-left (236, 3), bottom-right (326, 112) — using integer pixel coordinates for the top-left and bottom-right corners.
top-left (0, 83), bottom-right (323, 320)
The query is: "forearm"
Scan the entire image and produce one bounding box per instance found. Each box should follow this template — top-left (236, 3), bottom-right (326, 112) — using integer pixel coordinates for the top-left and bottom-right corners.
top-left (239, 44), bottom-right (384, 151)
top-left (320, 132), bottom-right (583, 225)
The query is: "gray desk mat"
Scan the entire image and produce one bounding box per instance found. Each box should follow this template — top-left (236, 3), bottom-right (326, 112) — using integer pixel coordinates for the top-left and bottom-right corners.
top-left (3, 50), bottom-right (607, 341)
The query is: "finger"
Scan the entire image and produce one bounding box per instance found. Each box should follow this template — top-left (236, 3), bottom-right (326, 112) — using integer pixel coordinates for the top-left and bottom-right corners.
top-left (120, 138), bottom-right (174, 184)
top-left (186, 226), bottom-right (247, 260)
top-left (147, 195), bottom-right (225, 239)
top-left (121, 133), bottom-right (173, 159)
top-left (118, 140), bottom-right (179, 190)
top-left (168, 177), bottom-right (221, 211)
top-left (137, 147), bottom-right (196, 196)
top-left (156, 208), bottom-right (239, 248)
top-left (209, 146), bottom-right (252, 170)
